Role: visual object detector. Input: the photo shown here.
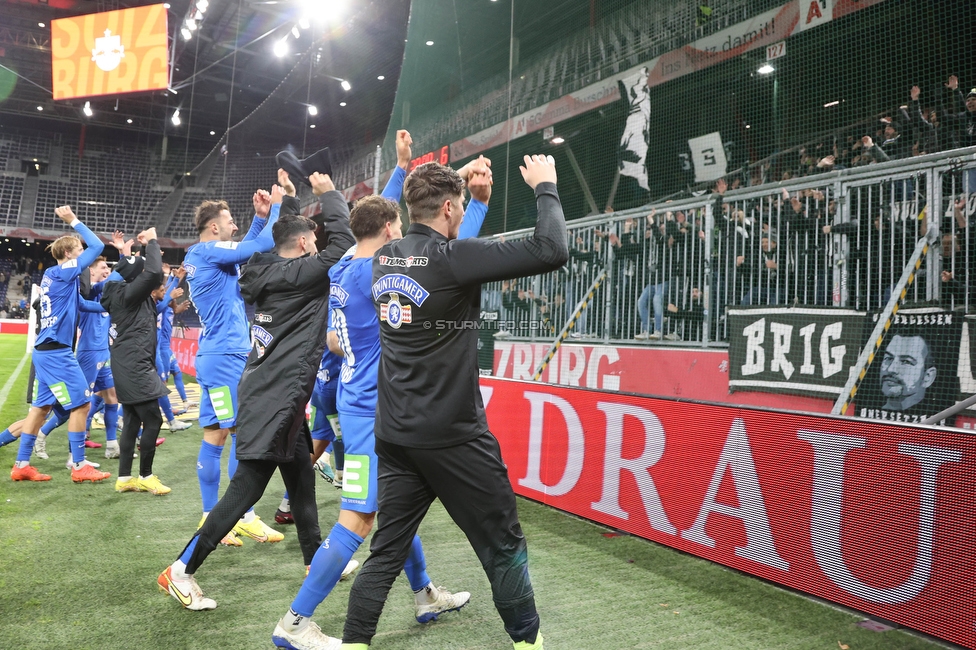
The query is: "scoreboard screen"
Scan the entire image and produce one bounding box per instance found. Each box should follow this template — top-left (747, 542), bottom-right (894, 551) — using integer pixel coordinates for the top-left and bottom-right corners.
top-left (52, 4), bottom-right (169, 101)
top-left (408, 145), bottom-right (450, 171)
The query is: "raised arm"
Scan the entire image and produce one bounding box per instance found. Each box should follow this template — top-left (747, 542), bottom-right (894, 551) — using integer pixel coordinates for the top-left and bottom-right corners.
top-left (458, 162), bottom-right (492, 240)
top-left (283, 188), bottom-right (355, 290)
top-left (242, 189), bottom-right (272, 243)
top-left (156, 275), bottom-right (178, 315)
top-left (54, 206), bottom-right (105, 278)
top-left (206, 201), bottom-right (282, 266)
top-left (381, 130), bottom-right (413, 202)
top-left (450, 156), bottom-right (568, 286)
top-left (123, 232), bottom-right (164, 306)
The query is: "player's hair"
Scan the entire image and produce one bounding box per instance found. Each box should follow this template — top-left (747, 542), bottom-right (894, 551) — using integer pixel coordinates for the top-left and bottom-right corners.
top-left (194, 200), bottom-right (230, 233)
top-left (403, 162), bottom-right (464, 223)
top-left (272, 214), bottom-right (317, 249)
top-left (47, 234), bottom-right (82, 261)
top-left (92, 256), bottom-right (107, 265)
top-left (350, 195), bottom-right (401, 241)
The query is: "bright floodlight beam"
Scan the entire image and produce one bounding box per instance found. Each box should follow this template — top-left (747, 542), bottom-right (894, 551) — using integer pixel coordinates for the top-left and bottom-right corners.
top-left (274, 39), bottom-right (288, 57)
top-left (83, 102), bottom-right (93, 117)
top-left (550, 136), bottom-right (565, 144)
top-left (171, 109), bottom-right (181, 126)
top-left (340, 79), bottom-right (351, 91)
top-left (308, 105), bottom-right (318, 116)
top-left (758, 63), bottom-right (775, 74)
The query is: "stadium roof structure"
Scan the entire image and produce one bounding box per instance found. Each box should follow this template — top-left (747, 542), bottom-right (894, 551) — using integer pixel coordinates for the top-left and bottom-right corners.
top-left (0, 0), bottom-right (409, 151)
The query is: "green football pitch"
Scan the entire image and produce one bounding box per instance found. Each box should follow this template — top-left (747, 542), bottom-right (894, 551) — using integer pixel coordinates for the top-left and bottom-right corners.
top-left (0, 334), bottom-right (952, 649)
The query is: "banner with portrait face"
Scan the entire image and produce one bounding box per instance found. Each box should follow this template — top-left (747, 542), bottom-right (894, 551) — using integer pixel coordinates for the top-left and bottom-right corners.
top-left (856, 308), bottom-right (962, 426)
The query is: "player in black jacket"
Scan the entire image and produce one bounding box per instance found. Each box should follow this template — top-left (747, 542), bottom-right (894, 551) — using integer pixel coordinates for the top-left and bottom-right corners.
top-left (341, 156), bottom-right (567, 650)
top-left (100, 228), bottom-right (170, 495)
top-left (158, 172), bottom-right (354, 612)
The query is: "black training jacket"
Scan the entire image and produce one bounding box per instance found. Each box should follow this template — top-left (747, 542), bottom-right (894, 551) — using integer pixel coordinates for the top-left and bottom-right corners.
top-left (101, 240), bottom-right (168, 405)
top-left (234, 191), bottom-right (354, 462)
top-left (372, 181), bottom-right (568, 449)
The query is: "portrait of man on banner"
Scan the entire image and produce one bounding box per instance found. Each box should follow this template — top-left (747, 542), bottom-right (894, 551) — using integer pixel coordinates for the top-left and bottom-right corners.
top-left (857, 312), bottom-right (962, 426)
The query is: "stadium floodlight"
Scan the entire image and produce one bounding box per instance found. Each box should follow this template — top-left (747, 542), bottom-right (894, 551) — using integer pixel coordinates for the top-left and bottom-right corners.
top-left (550, 136), bottom-right (565, 144)
top-left (38, 22), bottom-right (45, 28)
top-left (186, 18), bottom-right (197, 31)
top-left (339, 102), bottom-right (346, 107)
top-left (181, 27), bottom-right (192, 40)
top-left (210, 130), bottom-right (216, 135)
top-left (171, 109), bottom-right (181, 126)
top-left (309, 124), bottom-right (316, 129)
top-left (83, 101), bottom-right (93, 117)
top-left (757, 63), bottom-right (775, 75)
top-left (426, 40), bottom-right (434, 46)
top-left (308, 105), bottom-right (318, 116)
top-left (36, 105), bottom-right (43, 111)
top-left (274, 39), bottom-right (288, 57)
top-left (291, 25), bottom-right (301, 39)
top-left (197, 0), bottom-right (208, 11)
top-left (127, 119), bottom-right (133, 124)
top-left (340, 79), bottom-right (351, 91)
top-left (299, 16), bottom-right (311, 30)
top-left (377, 75), bottom-right (385, 80)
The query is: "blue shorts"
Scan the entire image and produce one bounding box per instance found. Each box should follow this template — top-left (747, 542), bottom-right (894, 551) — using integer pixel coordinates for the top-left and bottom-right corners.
top-left (310, 377), bottom-right (339, 442)
top-left (32, 347), bottom-right (92, 410)
top-left (156, 349), bottom-right (181, 382)
top-left (76, 349), bottom-right (114, 392)
top-left (338, 412), bottom-right (377, 513)
top-left (195, 353), bottom-right (247, 429)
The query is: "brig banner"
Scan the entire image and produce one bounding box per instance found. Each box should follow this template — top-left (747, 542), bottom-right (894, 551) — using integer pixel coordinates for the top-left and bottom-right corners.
top-left (482, 377), bottom-right (976, 648)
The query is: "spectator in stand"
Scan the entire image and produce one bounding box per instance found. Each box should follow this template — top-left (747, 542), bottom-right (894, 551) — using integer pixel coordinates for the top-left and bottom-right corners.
top-left (635, 209), bottom-right (679, 340)
top-left (741, 225), bottom-right (787, 306)
top-left (905, 85), bottom-right (940, 155)
top-left (667, 287), bottom-right (704, 340)
top-left (566, 233), bottom-right (603, 336)
top-left (941, 196), bottom-right (976, 309)
top-left (607, 217), bottom-right (644, 339)
top-left (784, 188), bottom-right (833, 305)
top-left (941, 76), bottom-right (976, 149)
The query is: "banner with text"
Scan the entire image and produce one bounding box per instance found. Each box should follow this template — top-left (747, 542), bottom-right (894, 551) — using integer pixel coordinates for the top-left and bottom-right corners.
top-left (482, 377), bottom-right (976, 648)
top-left (728, 307), bottom-right (867, 397)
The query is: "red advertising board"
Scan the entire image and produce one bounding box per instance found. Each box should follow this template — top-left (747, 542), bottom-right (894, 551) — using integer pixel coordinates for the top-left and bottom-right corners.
top-left (170, 336), bottom-right (198, 377)
top-left (482, 377), bottom-right (976, 648)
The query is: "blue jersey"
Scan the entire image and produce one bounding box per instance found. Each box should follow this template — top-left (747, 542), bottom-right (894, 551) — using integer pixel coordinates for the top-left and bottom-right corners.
top-left (329, 256), bottom-right (381, 416)
top-left (381, 166), bottom-right (487, 239)
top-left (156, 276), bottom-right (179, 353)
top-left (36, 222), bottom-right (105, 348)
top-left (317, 346), bottom-right (342, 384)
top-left (77, 282), bottom-right (110, 353)
top-left (184, 204), bottom-right (280, 356)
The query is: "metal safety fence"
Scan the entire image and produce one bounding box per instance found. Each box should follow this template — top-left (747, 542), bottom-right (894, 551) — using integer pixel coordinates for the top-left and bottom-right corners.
top-left (484, 146), bottom-right (976, 346)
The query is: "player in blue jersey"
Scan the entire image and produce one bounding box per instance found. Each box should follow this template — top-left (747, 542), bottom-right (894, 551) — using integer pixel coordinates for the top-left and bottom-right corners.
top-left (270, 157), bottom-right (492, 648)
top-left (10, 205), bottom-right (111, 484)
top-left (153, 263), bottom-right (192, 433)
top-left (74, 254), bottom-right (121, 458)
top-left (32, 252), bottom-right (117, 460)
top-left (183, 184), bottom-right (284, 545)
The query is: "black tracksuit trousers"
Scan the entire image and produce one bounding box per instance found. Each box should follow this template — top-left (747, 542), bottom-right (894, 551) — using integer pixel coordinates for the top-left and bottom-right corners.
top-left (119, 400), bottom-right (163, 478)
top-left (181, 431), bottom-right (322, 573)
top-left (342, 430), bottom-right (540, 645)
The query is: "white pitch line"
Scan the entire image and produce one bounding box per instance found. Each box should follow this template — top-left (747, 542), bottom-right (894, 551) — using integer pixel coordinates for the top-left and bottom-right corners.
top-left (0, 353), bottom-right (29, 412)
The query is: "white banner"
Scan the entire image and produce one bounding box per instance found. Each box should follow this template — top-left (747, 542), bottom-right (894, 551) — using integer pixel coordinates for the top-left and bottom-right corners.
top-left (689, 132), bottom-right (728, 182)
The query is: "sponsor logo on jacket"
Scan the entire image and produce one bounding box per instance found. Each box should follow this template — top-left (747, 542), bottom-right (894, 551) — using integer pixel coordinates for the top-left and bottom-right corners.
top-left (255, 313), bottom-right (272, 324)
top-left (371, 274), bottom-right (430, 306)
top-left (378, 255), bottom-right (428, 268)
top-left (251, 325), bottom-right (274, 358)
top-left (380, 293), bottom-right (412, 329)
